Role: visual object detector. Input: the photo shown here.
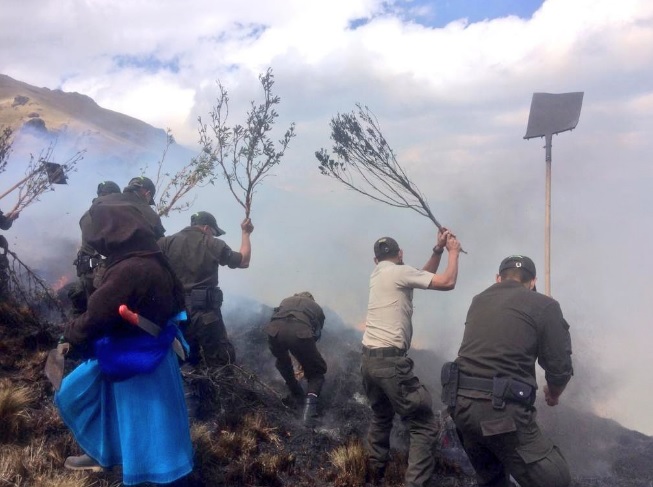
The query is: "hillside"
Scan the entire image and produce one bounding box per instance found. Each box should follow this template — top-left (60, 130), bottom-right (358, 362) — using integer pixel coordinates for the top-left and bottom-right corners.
top-left (0, 73), bottom-right (167, 153)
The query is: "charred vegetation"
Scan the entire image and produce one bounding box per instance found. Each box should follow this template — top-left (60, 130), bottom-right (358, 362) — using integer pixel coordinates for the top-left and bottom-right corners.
top-left (1, 289), bottom-right (653, 486)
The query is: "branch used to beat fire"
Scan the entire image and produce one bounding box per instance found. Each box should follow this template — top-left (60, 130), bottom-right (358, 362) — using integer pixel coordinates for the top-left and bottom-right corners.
top-left (0, 140), bottom-right (83, 215)
top-left (198, 68), bottom-right (296, 218)
top-left (316, 103), bottom-right (453, 231)
top-left (142, 129), bottom-right (214, 218)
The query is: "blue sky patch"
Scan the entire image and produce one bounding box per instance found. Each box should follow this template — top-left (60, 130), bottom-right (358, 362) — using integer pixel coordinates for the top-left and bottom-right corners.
top-left (113, 54), bottom-right (180, 74)
top-left (350, 0), bottom-right (544, 29)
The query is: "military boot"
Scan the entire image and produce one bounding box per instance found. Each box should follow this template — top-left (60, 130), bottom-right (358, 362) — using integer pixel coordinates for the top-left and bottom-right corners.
top-left (64, 453), bottom-right (103, 472)
top-left (302, 393), bottom-right (319, 425)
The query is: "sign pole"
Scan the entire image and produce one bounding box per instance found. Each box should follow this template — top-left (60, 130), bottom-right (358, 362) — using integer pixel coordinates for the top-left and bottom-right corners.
top-left (544, 134), bottom-right (552, 296)
top-left (524, 92), bottom-right (583, 297)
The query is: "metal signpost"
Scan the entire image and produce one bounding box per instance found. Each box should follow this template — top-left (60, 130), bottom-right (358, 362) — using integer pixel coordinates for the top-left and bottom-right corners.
top-left (524, 92), bottom-right (584, 296)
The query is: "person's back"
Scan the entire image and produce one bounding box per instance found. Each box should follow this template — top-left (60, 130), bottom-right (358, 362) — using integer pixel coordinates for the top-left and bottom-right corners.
top-left (364, 260), bottom-right (427, 351)
top-left (70, 181), bottom-right (122, 315)
top-left (447, 255), bottom-right (572, 487)
top-left (56, 185), bottom-right (192, 484)
top-left (271, 294), bottom-right (325, 336)
top-left (266, 292), bottom-right (327, 423)
top-left (158, 226), bottom-right (231, 291)
top-left (361, 232), bottom-right (460, 487)
top-left (158, 211), bottom-right (253, 368)
top-left (457, 279), bottom-right (570, 388)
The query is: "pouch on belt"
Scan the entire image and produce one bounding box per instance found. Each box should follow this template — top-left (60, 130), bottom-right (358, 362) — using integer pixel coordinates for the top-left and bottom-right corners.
top-left (440, 361), bottom-right (459, 408)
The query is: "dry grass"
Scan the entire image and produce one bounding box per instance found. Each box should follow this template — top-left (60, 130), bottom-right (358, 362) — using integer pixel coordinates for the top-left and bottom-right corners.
top-left (328, 438), bottom-right (367, 486)
top-left (243, 410), bottom-right (282, 447)
top-left (0, 438), bottom-right (121, 487)
top-left (0, 379), bottom-right (34, 443)
top-left (189, 411), bottom-right (295, 486)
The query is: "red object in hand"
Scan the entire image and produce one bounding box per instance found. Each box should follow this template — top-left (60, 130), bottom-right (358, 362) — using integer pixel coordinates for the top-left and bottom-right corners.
top-left (119, 304), bottom-right (139, 326)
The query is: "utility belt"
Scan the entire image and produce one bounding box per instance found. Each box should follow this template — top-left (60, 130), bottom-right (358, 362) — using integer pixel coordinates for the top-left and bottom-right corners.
top-left (441, 361), bottom-right (535, 410)
top-left (361, 346), bottom-right (407, 358)
top-left (73, 252), bottom-right (104, 277)
top-left (185, 287), bottom-right (223, 311)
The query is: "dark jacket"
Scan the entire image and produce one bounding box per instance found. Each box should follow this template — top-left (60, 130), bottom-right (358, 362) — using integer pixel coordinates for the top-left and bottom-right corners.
top-left (455, 280), bottom-right (573, 390)
top-left (83, 192), bottom-right (166, 241)
top-left (65, 192), bottom-right (184, 345)
top-left (266, 296), bottom-right (325, 340)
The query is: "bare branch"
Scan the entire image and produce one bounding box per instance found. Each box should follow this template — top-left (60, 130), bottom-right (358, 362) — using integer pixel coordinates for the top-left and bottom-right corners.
top-left (199, 68), bottom-right (296, 218)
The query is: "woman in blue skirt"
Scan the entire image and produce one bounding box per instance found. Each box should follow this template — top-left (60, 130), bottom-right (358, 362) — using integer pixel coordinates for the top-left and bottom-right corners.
top-left (55, 190), bottom-right (193, 485)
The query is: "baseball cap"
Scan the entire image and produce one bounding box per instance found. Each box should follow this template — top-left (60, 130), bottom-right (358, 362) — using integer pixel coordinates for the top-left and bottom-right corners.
top-left (96, 180), bottom-right (121, 197)
top-left (191, 211), bottom-right (225, 236)
top-left (294, 291), bottom-right (315, 300)
top-left (499, 255), bottom-right (536, 278)
top-left (125, 176), bottom-right (156, 205)
top-left (374, 237), bottom-right (400, 259)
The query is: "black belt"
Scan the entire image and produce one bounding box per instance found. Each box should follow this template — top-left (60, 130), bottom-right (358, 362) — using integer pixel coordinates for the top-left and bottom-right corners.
top-left (458, 374), bottom-right (493, 392)
top-left (458, 373), bottom-right (535, 408)
top-left (362, 346), bottom-right (406, 358)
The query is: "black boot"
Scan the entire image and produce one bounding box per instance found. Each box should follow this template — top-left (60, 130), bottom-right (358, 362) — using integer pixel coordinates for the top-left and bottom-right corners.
top-left (302, 393), bottom-right (319, 425)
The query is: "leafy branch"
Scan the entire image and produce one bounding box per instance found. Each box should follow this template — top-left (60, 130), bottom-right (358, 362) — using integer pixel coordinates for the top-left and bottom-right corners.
top-left (0, 139), bottom-right (83, 215)
top-left (0, 126), bottom-right (12, 175)
top-left (316, 103), bottom-right (444, 229)
top-left (198, 68), bottom-right (296, 218)
top-left (143, 129), bottom-right (214, 217)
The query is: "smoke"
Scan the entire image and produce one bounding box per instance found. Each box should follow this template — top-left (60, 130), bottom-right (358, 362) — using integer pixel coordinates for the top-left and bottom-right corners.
top-left (3, 66), bottom-right (652, 440)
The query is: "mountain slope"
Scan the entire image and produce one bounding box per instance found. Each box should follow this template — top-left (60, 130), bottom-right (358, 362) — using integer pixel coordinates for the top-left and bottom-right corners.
top-left (0, 73), bottom-right (167, 152)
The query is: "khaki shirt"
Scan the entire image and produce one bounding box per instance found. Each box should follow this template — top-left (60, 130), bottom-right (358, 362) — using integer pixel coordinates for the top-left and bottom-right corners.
top-left (158, 226), bottom-right (241, 292)
top-left (362, 260), bottom-right (434, 350)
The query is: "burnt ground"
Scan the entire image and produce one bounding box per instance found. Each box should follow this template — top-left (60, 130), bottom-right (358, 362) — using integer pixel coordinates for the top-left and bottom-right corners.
top-left (1, 293), bottom-right (653, 486)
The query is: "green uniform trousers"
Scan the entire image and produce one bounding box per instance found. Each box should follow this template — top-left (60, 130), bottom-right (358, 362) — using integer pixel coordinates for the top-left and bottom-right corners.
top-left (361, 354), bottom-right (438, 487)
top-left (184, 305), bottom-right (236, 367)
top-left (452, 394), bottom-right (570, 487)
top-left (267, 320), bottom-right (327, 396)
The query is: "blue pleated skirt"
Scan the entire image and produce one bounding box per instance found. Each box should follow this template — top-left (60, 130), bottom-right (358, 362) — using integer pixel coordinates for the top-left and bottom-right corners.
top-left (55, 349), bottom-right (193, 485)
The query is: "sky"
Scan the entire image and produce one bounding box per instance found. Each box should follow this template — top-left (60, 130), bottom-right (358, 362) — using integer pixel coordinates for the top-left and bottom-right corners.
top-left (1, 0), bottom-right (653, 436)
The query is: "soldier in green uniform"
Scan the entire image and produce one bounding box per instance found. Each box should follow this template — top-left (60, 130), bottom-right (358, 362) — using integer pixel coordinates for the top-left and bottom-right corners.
top-left (70, 181), bottom-right (121, 315)
top-left (444, 255), bottom-right (573, 487)
top-left (265, 292), bottom-right (326, 422)
top-left (158, 211), bottom-right (253, 367)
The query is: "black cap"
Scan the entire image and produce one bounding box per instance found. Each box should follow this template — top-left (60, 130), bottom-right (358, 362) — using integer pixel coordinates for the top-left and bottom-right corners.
top-left (191, 211), bottom-right (225, 236)
top-left (499, 255), bottom-right (536, 278)
top-left (374, 237), bottom-right (400, 259)
top-left (125, 176), bottom-right (156, 205)
top-left (96, 180), bottom-right (121, 197)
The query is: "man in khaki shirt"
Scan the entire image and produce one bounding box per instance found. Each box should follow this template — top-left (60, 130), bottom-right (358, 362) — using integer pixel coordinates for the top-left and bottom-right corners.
top-left (362, 230), bottom-right (461, 487)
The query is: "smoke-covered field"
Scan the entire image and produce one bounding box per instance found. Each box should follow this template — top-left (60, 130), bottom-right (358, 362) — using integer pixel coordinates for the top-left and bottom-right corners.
top-left (2, 287), bottom-right (652, 486)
